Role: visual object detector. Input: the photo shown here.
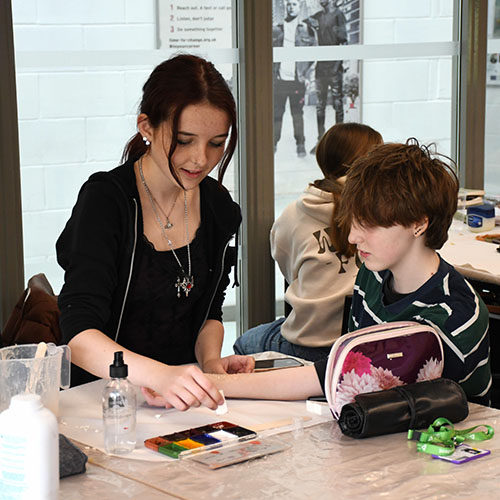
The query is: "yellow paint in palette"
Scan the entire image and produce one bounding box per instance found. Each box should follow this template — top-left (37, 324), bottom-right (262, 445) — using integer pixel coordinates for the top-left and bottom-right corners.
top-left (175, 438), bottom-right (204, 449)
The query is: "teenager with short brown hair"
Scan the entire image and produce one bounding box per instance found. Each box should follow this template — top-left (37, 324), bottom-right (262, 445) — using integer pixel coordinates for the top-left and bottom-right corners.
top-left (330, 140), bottom-right (491, 404)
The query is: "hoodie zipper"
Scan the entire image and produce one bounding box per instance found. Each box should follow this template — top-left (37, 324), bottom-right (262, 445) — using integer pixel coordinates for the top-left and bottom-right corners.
top-left (197, 238), bottom-right (232, 335)
top-left (114, 198), bottom-right (138, 342)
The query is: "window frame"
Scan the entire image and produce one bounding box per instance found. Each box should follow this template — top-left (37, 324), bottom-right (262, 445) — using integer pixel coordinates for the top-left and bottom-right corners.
top-left (0, 0), bottom-right (24, 325)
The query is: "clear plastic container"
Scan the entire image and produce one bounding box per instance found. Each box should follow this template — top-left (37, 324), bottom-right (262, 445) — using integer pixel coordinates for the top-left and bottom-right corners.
top-left (0, 343), bottom-right (71, 415)
top-left (467, 204), bottom-right (496, 233)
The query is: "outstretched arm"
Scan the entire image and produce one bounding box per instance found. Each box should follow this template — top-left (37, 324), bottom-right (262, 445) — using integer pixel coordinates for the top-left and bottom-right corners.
top-left (141, 365), bottom-right (323, 407)
top-left (208, 365), bottom-right (323, 401)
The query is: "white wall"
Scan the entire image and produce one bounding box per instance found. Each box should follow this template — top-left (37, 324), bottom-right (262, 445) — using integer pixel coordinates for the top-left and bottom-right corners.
top-left (362, 0), bottom-right (453, 153)
top-left (485, 85), bottom-right (500, 193)
top-left (13, 0), bottom-right (156, 292)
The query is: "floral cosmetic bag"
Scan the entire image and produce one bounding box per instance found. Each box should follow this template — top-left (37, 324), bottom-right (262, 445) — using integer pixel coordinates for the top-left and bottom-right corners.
top-left (325, 322), bottom-right (444, 419)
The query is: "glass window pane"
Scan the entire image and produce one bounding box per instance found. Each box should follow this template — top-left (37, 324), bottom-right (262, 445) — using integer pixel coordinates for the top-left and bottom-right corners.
top-left (272, 0), bottom-right (456, 310)
top-left (485, 0), bottom-right (500, 194)
top-left (364, 0), bottom-right (454, 44)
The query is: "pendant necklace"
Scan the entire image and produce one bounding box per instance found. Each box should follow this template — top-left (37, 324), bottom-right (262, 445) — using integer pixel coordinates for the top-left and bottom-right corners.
top-left (152, 191), bottom-right (178, 229)
top-left (138, 158), bottom-right (194, 298)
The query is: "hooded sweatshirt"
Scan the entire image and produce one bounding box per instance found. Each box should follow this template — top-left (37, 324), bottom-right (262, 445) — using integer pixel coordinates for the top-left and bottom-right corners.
top-left (271, 184), bottom-right (359, 347)
top-left (56, 157), bottom-right (241, 385)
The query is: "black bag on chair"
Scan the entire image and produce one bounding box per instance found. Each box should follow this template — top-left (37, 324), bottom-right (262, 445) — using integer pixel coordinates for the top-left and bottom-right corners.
top-left (338, 378), bottom-right (469, 439)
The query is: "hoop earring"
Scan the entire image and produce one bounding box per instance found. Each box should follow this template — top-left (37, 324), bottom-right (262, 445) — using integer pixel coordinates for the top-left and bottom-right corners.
top-left (142, 136), bottom-right (151, 146)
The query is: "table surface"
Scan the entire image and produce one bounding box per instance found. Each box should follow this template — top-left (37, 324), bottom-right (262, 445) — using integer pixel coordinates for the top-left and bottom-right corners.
top-left (58, 378), bottom-right (326, 462)
top-left (57, 221), bottom-right (500, 499)
top-left (59, 381), bottom-right (500, 500)
top-left (440, 220), bottom-right (500, 285)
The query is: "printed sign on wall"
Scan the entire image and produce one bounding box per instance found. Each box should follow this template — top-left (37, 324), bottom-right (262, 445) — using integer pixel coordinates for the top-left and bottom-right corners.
top-left (159, 1), bottom-right (232, 50)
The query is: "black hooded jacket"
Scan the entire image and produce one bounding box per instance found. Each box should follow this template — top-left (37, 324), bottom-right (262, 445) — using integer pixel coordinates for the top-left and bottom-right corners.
top-left (56, 157), bottom-right (241, 385)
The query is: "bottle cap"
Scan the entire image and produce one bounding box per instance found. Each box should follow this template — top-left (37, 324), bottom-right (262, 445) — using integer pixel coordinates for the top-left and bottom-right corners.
top-left (466, 203), bottom-right (495, 218)
top-left (10, 393), bottom-right (43, 411)
top-left (109, 351), bottom-right (128, 378)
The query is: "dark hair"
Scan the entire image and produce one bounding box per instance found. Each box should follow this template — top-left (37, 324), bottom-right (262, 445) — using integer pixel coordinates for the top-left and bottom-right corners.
top-left (313, 123), bottom-right (383, 258)
top-left (337, 139), bottom-right (459, 250)
top-left (122, 54), bottom-right (237, 185)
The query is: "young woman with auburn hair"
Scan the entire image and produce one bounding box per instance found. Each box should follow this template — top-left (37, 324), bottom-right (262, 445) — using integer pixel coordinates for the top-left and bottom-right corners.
top-left (56, 54), bottom-right (254, 411)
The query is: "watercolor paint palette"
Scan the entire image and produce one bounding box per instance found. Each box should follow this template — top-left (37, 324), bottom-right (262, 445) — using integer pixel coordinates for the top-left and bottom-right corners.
top-left (144, 421), bottom-right (257, 459)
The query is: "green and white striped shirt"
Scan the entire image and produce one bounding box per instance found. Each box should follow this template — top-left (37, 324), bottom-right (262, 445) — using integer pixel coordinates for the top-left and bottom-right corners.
top-left (349, 256), bottom-right (491, 403)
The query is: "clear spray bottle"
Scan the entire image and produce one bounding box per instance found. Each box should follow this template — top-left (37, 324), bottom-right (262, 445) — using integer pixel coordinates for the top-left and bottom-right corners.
top-left (102, 351), bottom-right (137, 454)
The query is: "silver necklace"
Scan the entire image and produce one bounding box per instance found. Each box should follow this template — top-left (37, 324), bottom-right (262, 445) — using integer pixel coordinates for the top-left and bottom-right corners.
top-left (152, 191), bottom-right (178, 229)
top-left (138, 158), bottom-right (194, 298)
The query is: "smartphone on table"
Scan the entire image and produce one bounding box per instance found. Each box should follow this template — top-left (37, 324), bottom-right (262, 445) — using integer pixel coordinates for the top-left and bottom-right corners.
top-left (254, 357), bottom-right (304, 371)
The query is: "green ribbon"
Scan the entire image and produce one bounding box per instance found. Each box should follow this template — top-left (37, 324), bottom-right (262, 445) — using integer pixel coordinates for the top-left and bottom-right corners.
top-left (408, 417), bottom-right (494, 456)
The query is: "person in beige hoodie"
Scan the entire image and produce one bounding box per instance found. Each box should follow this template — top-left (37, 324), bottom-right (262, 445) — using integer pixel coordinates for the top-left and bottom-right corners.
top-left (234, 123), bottom-right (383, 361)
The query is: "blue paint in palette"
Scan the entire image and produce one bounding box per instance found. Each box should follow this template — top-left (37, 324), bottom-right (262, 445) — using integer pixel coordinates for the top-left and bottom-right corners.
top-left (190, 433), bottom-right (221, 445)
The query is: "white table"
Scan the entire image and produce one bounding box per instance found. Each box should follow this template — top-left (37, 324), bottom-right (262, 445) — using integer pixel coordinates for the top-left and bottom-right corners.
top-left (58, 381), bottom-right (500, 499)
top-left (441, 220), bottom-right (500, 286)
top-left (58, 378), bottom-right (327, 463)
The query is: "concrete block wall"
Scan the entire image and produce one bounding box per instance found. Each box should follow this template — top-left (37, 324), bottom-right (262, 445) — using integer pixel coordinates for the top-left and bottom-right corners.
top-left (13, 0), bottom-right (156, 292)
top-left (485, 85), bottom-right (500, 193)
top-left (362, 0), bottom-right (453, 152)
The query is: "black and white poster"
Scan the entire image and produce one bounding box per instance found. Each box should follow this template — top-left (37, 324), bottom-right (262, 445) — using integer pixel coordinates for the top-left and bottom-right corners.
top-left (272, 0), bottom-right (361, 157)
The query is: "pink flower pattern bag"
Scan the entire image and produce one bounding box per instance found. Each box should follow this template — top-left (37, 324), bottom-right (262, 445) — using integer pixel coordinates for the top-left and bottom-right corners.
top-left (325, 322), bottom-right (444, 419)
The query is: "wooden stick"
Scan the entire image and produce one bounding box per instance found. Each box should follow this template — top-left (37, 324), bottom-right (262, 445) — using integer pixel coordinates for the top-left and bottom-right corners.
top-left (247, 416), bottom-right (312, 432)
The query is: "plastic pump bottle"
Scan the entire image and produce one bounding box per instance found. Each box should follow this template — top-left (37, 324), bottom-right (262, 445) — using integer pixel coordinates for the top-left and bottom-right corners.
top-left (0, 393), bottom-right (59, 500)
top-left (102, 351), bottom-right (137, 454)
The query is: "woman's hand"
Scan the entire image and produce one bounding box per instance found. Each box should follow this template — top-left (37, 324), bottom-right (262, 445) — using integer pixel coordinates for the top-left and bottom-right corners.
top-left (143, 364), bottom-right (223, 411)
top-left (141, 387), bottom-right (171, 407)
top-left (67, 330), bottom-right (225, 411)
top-left (203, 355), bottom-right (255, 375)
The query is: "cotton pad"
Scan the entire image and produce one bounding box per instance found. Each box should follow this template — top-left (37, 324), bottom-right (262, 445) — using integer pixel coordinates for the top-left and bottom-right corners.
top-left (215, 390), bottom-right (228, 415)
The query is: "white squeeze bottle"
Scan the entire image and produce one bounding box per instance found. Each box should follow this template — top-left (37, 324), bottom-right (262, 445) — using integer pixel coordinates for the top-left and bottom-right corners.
top-left (102, 351), bottom-right (137, 454)
top-left (0, 393), bottom-right (59, 500)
